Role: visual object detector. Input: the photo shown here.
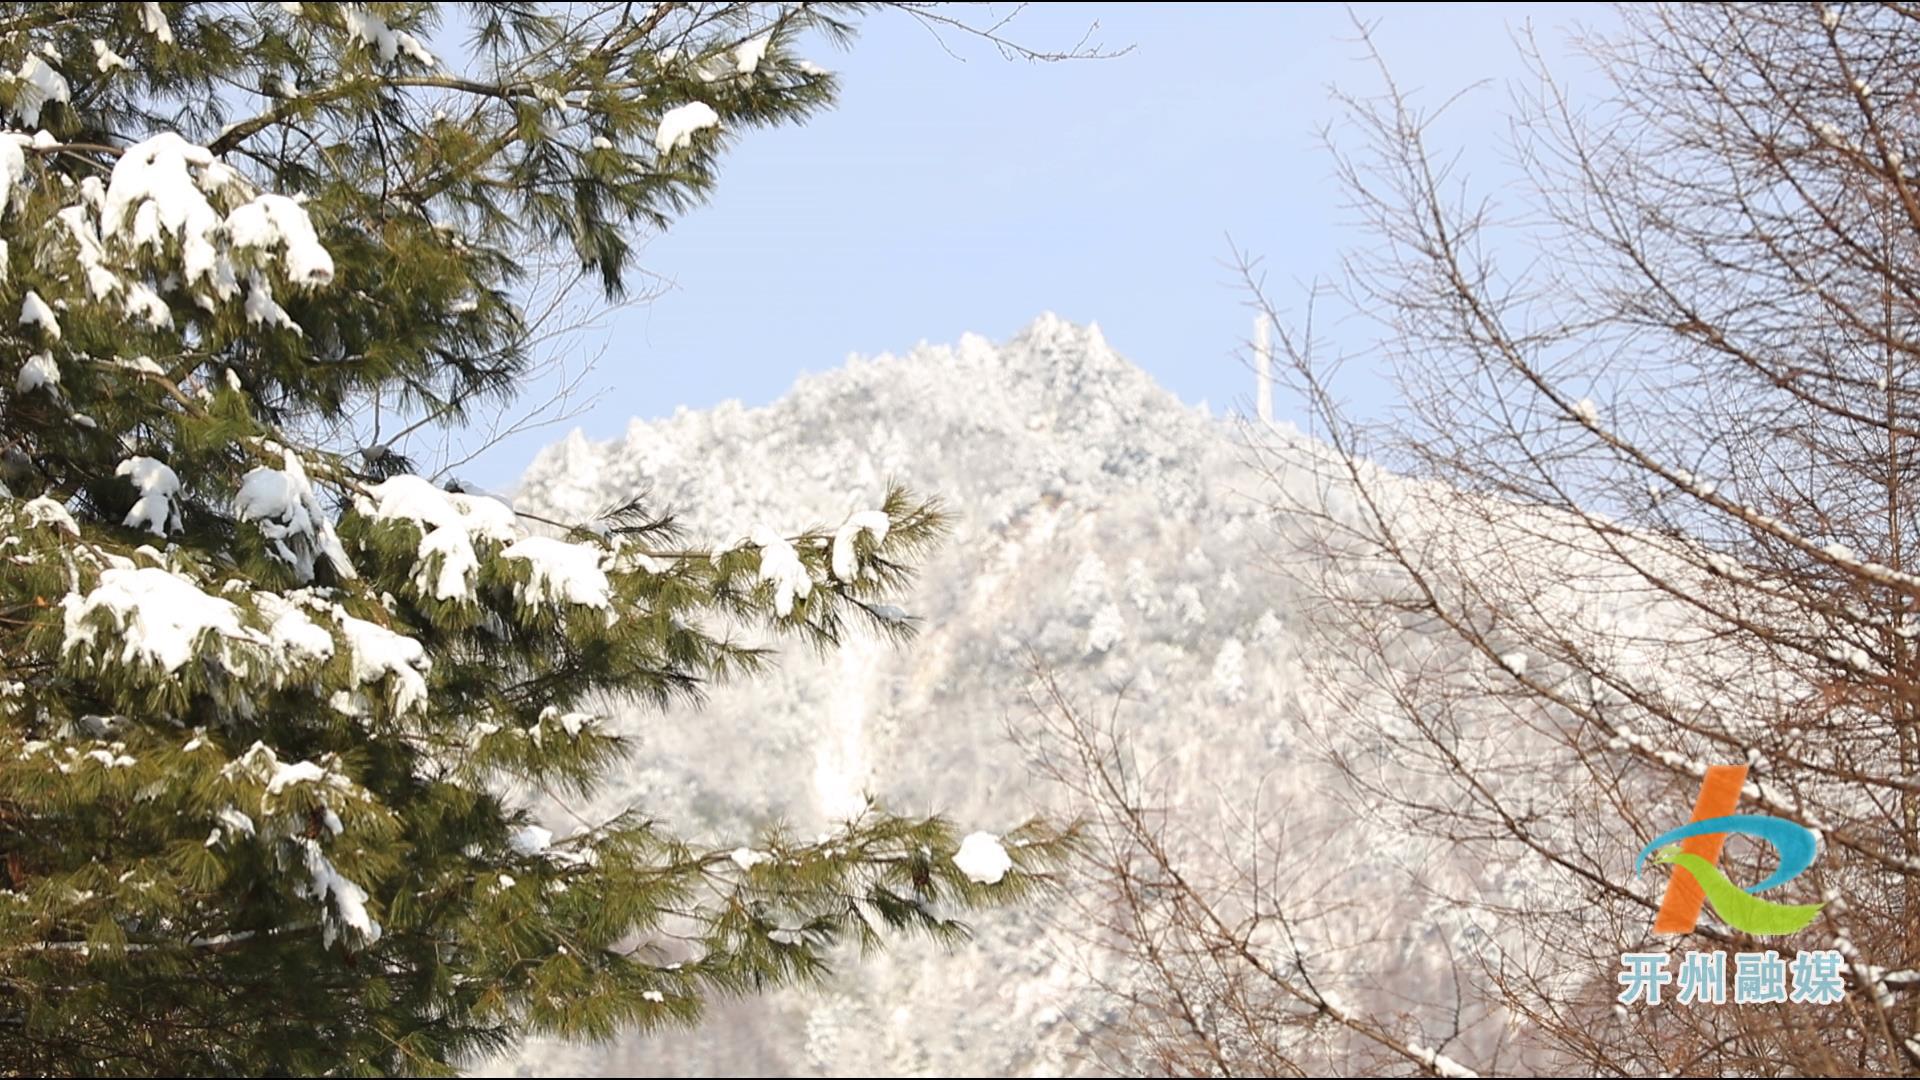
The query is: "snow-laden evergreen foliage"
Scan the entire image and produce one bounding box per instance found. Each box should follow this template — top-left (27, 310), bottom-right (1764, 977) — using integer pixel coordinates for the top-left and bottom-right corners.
top-left (0, 5), bottom-right (1067, 1074)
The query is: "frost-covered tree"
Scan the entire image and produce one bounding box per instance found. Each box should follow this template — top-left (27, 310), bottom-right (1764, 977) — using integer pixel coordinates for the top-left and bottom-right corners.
top-left (1238, 3), bottom-right (1920, 1075)
top-left (0, 4), bottom-right (1068, 1074)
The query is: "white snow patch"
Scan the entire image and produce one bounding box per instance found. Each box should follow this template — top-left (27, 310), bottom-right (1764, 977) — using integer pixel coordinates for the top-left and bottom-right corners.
top-left (750, 526), bottom-right (812, 616)
top-left (62, 566), bottom-right (249, 673)
top-left (138, 2), bottom-right (174, 44)
top-left (500, 535), bottom-right (614, 609)
top-left (243, 274), bottom-right (298, 331)
top-left (121, 280), bottom-right (171, 327)
top-left (335, 612), bottom-right (430, 715)
top-left (115, 456), bottom-right (182, 536)
top-left (226, 193), bottom-right (334, 286)
top-left (19, 290), bottom-right (59, 339)
top-left (0, 132), bottom-right (28, 216)
top-left (16, 351), bottom-right (58, 394)
top-left (342, 5), bottom-right (434, 66)
top-left (830, 509), bottom-right (890, 582)
top-left (538, 705), bottom-right (597, 740)
top-left (254, 592), bottom-right (335, 667)
top-left (297, 838), bottom-right (380, 948)
top-left (102, 133), bottom-right (225, 289)
top-left (730, 847), bottom-right (772, 871)
top-left (206, 805), bottom-right (256, 847)
top-left (654, 101), bottom-right (720, 154)
top-left (734, 33), bottom-right (772, 74)
top-left (508, 824), bottom-right (553, 857)
top-left (234, 449), bottom-right (355, 581)
top-left (23, 495), bottom-right (78, 535)
top-left (953, 831), bottom-right (1013, 885)
top-left (92, 39), bottom-right (127, 73)
top-left (12, 55), bottom-right (70, 127)
top-left (354, 474), bottom-right (517, 602)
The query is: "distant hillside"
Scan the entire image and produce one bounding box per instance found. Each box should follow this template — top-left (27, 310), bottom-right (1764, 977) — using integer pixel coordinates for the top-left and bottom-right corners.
top-left (485, 315), bottom-right (1469, 1076)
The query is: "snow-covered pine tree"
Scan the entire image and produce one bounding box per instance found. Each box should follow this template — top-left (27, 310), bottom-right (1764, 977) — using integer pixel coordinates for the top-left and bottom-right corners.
top-left (0, 4), bottom-right (1067, 1074)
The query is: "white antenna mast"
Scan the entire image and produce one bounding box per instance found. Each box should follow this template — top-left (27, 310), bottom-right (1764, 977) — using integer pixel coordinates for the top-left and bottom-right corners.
top-left (1254, 313), bottom-right (1273, 424)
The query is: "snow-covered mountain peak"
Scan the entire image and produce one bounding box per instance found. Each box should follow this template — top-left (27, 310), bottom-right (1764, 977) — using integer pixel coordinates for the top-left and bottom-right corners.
top-left (518, 313), bottom-right (1234, 538)
top-left (501, 317), bottom-right (1305, 1077)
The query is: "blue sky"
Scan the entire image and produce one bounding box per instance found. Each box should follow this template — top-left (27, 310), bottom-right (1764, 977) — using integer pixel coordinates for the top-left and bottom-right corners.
top-left (467, 2), bottom-right (1613, 489)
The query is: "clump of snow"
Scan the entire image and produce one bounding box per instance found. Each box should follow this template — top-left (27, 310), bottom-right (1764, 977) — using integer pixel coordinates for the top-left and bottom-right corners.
top-left (115, 456), bottom-right (182, 536)
top-left (23, 495), bottom-right (79, 535)
top-left (121, 280), bottom-right (171, 327)
top-left (243, 274), bottom-right (297, 330)
top-left (830, 509), bottom-right (890, 581)
top-left (654, 101), bottom-right (720, 154)
top-left (207, 805), bottom-right (256, 848)
top-left (500, 535), bottom-right (614, 609)
top-left (334, 611), bottom-right (430, 715)
top-left (537, 705), bottom-right (598, 741)
top-left (413, 520), bottom-right (480, 600)
top-left (730, 847), bottom-right (772, 871)
top-left (221, 740), bottom-right (352, 798)
top-left (297, 837), bottom-right (381, 948)
top-left (139, 2), bottom-right (174, 44)
top-left (16, 351), bottom-right (58, 394)
top-left (58, 203), bottom-right (121, 301)
top-left (508, 824), bottom-right (553, 856)
top-left (255, 592), bottom-right (335, 669)
top-left (19, 290), bottom-right (59, 339)
top-left (734, 33), bottom-right (772, 74)
top-left (101, 133), bottom-right (225, 288)
top-left (12, 55), bottom-right (70, 127)
top-left (234, 449), bottom-right (355, 581)
top-left (62, 566), bottom-right (249, 673)
top-left (0, 132), bottom-right (29, 216)
top-left (342, 5), bottom-right (434, 66)
top-left (226, 193), bottom-right (334, 286)
top-left (354, 474), bottom-right (517, 602)
top-left (83, 745), bottom-right (138, 769)
top-left (953, 831), bottom-right (1013, 885)
top-left (92, 39), bottom-right (127, 73)
top-left (750, 526), bottom-right (812, 616)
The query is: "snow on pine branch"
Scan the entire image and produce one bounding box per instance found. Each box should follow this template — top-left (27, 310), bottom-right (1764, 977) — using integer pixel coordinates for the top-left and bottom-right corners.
top-left (352, 474), bottom-right (519, 602)
top-left (52, 549), bottom-right (426, 722)
top-left (219, 741), bottom-right (384, 948)
top-left (235, 448), bottom-right (357, 583)
top-left (13, 130), bottom-right (340, 338)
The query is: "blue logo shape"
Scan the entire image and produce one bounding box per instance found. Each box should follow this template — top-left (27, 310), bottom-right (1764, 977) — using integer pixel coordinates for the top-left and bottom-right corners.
top-left (1636, 813), bottom-right (1824, 936)
top-left (1635, 814), bottom-right (1817, 893)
